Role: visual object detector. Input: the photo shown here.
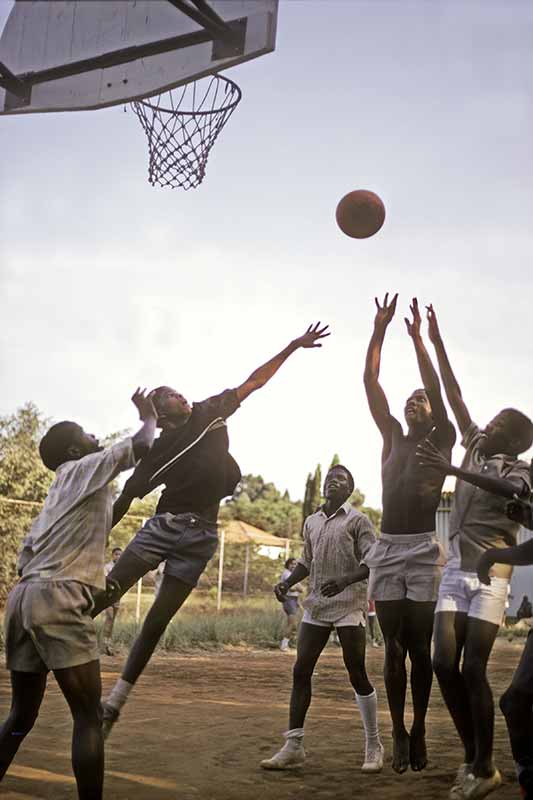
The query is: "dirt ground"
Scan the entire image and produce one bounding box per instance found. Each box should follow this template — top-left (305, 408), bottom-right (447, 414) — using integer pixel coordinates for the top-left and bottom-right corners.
top-left (0, 638), bottom-right (527, 800)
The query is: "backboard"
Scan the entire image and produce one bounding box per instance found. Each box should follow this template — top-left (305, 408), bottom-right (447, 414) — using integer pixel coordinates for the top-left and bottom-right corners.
top-left (0, 0), bottom-right (278, 115)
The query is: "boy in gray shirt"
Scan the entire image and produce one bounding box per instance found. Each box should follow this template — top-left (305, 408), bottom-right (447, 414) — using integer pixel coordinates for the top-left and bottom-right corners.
top-left (0, 389), bottom-right (156, 800)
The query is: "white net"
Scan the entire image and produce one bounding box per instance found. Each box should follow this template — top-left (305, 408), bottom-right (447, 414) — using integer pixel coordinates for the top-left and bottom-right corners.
top-left (131, 74), bottom-right (242, 190)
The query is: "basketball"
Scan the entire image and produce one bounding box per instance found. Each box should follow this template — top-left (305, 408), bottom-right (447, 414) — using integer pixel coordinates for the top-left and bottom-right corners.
top-left (335, 189), bottom-right (386, 239)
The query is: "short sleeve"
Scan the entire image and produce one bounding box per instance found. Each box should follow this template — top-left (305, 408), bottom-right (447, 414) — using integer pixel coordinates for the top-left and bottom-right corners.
top-left (505, 458), bottom-right (532, 497)
top-left (194, 389), bottom-right (241, 422)
top-left (461, 421), bottom-right (481, 450)
top-left (297, 520), bottom-right (313, 570)
top-left (63, 437), bottom-right (137, 498)
top-left (352, 513), bottom-right (377, 566)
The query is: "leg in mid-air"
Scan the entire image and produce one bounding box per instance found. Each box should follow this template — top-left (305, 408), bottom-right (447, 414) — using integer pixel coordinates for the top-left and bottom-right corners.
top-left (102, 574), bottom-right (193, 738)
top-left (91, 549), bottom-right (152, 617)
top-left (403, 599), bottom-right (436, 771)
top-left (261, 622), bottom-right (330, 770)
top-left (0, 671), bottom-right (47, 779)
top-left (432, 610), bottom-right (476, 796)
top-left (374, 600), bottom-right (410, 774)
top-left (499, 631), bottom-right (533, 800)
top-left (53, 660), bottom-right (104, 800)
top-left (337, 624), bottom-right (384, 772)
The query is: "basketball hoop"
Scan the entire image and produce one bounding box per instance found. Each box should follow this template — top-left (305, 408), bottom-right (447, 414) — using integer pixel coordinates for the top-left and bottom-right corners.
top-left (131, 74), bottom-right (242, 190)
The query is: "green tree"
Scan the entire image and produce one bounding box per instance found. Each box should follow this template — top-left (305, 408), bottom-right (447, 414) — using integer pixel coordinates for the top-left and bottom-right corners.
top-left (224, 474), bottom-right (303, 540)
top-left (0, 404), bottom-right (54, 604)
top-left (329, 453), bottom-right (340, 470)
top-left (310, 464), bottom-right (322, 512)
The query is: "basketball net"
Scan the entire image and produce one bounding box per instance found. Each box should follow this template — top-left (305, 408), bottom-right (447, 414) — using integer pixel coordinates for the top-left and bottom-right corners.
top-left (131, 74), bottom-right (242, 190)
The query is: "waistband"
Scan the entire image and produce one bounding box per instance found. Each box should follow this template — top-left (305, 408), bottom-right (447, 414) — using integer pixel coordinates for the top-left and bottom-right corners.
top-left (163, 511), bottom-right (218, 531)
top-left (379, 531), bottom-right (436, 544)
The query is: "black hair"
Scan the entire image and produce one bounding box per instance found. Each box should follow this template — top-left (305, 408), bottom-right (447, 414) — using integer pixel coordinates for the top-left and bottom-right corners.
top-left (285, 557), bottom-right (296, 569)
top-left (327, 464), bottom-right (355, 494)
top-left (39, 421), bottom-right (81, 471)
top-left (111, 547), bottom-right (123, 555)
top-left (501, 408), bottom-right (533, 454)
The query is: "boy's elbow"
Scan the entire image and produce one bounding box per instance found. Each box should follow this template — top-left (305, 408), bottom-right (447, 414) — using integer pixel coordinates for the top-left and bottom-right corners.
top-left (132, 441), bottom-right (151, 461)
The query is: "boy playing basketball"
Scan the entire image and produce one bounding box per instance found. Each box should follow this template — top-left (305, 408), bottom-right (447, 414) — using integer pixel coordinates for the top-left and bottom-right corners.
top-left (90, 323), bottom-right (330, 738)
top-left (417, 304), bottom-right (532, 799)
top-left (0, 389), bottom-right (156, 800)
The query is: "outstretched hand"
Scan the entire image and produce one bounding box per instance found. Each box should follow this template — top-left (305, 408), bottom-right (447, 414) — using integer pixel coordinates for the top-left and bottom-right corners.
top-left (476, 550), bottom-right (496, 586)
top-left (131, 387), bottom-right (157, 421)
top-left (416, 440), bottom-right (452, 474)
top-left (274, 581), bottom-right (289, 603)
top-left (426, 304), bottom-right (441, 344)
top-left (374, 292), bottom-right (398, 329)
top-left (506, 494), bottom-right (533, 529)
top-left (404, 297), bottom-right (422, 339)
top-left (293, 322), bottom-right (331, 349)
top-left (321, 577), bottom-right (348, 597)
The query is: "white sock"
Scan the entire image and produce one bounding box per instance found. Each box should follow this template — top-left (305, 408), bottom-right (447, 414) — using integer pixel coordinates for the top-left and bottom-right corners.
top-left (106, 678), bottom-right (134, 712)
top-left (355, 689), bottom-right (380, 745)
top-left (283, 728), bottom-right (304, 750)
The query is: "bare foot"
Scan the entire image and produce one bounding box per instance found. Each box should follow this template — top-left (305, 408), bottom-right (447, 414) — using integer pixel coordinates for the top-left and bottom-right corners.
top-left (409, 727), bottom-right (428, 771)
top-left (392, 730), bottom-right (410, 774)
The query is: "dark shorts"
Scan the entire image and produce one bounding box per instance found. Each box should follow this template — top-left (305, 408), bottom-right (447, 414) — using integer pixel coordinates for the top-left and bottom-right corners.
top-left (282, 597), bottom-right (299, 617)
top-left (124, 513), bottom-right (218, 587)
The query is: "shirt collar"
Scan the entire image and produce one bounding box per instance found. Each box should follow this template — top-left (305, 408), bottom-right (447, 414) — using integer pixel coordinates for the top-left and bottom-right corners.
top-left (318, 501), bottom-right (352, 519)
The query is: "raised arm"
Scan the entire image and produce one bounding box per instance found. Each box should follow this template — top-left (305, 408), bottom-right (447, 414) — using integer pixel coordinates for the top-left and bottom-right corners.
top-left (235, 322), bottom-right (330, 403)
top-left (364, 293), bottom-right (398, 459)
top-left (405, 298), bottom-right (453, 437)
top-left (426, 304), bottom-right (472, 437)
top-left (111, 388), bottom-right (157, 527)
top-left (417, 440), bottom-right (528, 499)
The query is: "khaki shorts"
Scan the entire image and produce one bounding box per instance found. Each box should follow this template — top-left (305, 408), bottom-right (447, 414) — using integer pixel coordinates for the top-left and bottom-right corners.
top-left (302, 608), bottom-right (366, 628)
top-left (4, 580), bottom-right (99, 672)
top-left (436, 567), bottom-right (509, 626)
top-left (366, 532), bottom-right (445, 603)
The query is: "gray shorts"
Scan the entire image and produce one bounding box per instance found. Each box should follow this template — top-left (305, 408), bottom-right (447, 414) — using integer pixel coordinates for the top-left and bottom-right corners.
top-left (4, 580), bottom-right (99, 672)
top-left (282, 597), bottom-right (299, 616)
top-left (124, 512), bottom-right (218, 587)
top-left (366, 531), bottom-right (445, 603)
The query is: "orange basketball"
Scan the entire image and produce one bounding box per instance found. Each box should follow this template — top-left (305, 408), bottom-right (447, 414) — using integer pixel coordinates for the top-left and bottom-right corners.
top-left (335, 189), bottom-right (386, 239)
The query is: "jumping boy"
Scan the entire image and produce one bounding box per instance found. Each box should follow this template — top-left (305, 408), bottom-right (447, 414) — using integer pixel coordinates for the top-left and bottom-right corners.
top-left (477, 493), bottom-right (533, 800)
top-left (363, 294), bottom-right (455, 773)
top-left (90, 323), bottom-right (330, 738)
top-left (0, 389), bottom-right (156, 800)
top-left (261, 465), bottom-right (383, 773)
top-left (417, 304), bottom-right (532, 800)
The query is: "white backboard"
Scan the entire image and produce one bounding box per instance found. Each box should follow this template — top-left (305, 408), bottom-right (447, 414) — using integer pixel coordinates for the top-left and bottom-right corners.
top-left (0, 0), bottom-right (278, 115)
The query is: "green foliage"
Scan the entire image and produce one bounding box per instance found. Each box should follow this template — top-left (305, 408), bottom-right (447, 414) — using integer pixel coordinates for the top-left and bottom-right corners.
top-left (0, 404), bottom-right (53, 604)
top-left (310, 464), bottom-right (322, 511)
top-left (0, 403), bottom-right (53, 502)
top-left (329, 453), bottom-right (340, 470)
top-left (223, 474), bottom-right (303, 540)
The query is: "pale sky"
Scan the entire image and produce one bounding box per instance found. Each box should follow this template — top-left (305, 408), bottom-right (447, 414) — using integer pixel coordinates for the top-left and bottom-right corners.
top-left (1, 0), bottom-right (532, 509)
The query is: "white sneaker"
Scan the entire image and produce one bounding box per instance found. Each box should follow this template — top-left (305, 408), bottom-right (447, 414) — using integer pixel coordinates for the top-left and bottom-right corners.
top-left (280, 638), bottom-right (290, 652)
top-left (361, 740), bottom-right (384, 773)
top-left (462, 769), bottom-right (502, 799)
top-left (260, 734), bottom-right (305, 770)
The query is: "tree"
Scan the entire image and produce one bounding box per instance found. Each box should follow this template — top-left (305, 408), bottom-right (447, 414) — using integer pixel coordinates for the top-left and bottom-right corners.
top-left (329, 453), bottom-right (340, 470)
top-left (224, 474), bottom-right (303, 539)
top-left (310, 464), bottom-right (322, 512)
top-left (0, 403), bottom-right (53, 502)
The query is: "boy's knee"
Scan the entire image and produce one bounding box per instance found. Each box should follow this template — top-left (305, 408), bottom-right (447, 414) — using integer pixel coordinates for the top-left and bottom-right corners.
top-left (461, 656), bottom-right (487, 687)
top-left (293, 661), bottom-right (313, 687)
top-left (9, 708), bottom-right (39, 736)
top-left (432, 654), bottom-right (456, 684)
top-left (500, 686), bottom-right (528, 720)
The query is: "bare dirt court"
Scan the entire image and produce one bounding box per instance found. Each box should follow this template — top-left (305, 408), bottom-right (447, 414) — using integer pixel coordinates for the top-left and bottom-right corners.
top-left (0, 639), bottom-right (525, 800)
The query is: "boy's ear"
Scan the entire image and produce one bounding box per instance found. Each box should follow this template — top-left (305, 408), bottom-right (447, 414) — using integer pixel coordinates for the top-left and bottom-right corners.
top-left (66, 444), bottom-right (82, 460)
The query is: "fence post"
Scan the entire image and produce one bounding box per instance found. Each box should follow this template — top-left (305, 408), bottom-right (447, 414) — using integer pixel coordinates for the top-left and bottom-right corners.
top-left (217, 529), bottom-right (225, 612)
top-left (243, 542), bottom-right (250, 597)
top-left (135, 517), bottom-right (146, 625)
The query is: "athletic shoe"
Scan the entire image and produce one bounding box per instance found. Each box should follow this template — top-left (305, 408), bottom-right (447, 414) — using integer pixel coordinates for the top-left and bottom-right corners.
top-left (280, 638), bottom-right (290, 652)
top-left (449, 763), bottom-right (473, 799)
top-left (101, 702), bottom-right (120, 741)
top-left (371, 639), bottom-right (380, 648)
top-left (462, 769), bottom-right (502, 799)
top-left (361, 740), bottom-right (384, 773)
top-left (260, 743), bottom-right (305, 770)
